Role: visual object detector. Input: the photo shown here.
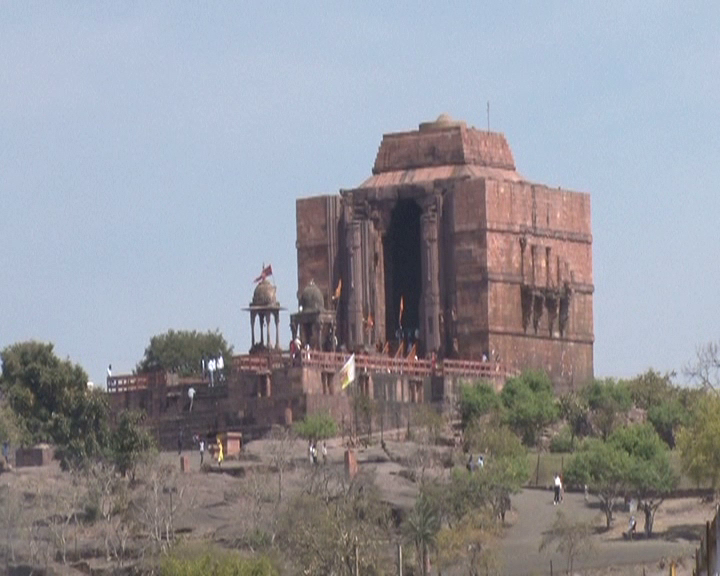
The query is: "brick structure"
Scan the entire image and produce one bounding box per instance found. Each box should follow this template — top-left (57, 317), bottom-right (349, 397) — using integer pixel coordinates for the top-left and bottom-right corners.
top-left (296, 115), bottom-right (593, 390)
top-left (15, 444), bottom-right (54, 468)
top-left (106, 115), bottom-right (592, 446)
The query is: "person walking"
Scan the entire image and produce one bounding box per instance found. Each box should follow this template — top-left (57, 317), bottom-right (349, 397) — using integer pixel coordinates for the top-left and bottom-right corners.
top-left (216, 436), bottom-right (224, 468)
top-left (321, 441), bottom-right (328, 465)
top-left (199, 439), bottom-right (205, 466)
top-left (553, 473), bottom-right (562, 505)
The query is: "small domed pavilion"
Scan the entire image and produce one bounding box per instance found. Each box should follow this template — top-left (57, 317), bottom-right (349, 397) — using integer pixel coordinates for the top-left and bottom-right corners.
top-left (290, 280), bottom-right (336, 351)
top-left (244, 279), bottom-right (284, 352)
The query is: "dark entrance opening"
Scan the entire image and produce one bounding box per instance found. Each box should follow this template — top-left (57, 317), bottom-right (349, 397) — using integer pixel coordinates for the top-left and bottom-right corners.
top-left (383, 199), bottom-right (422, 346)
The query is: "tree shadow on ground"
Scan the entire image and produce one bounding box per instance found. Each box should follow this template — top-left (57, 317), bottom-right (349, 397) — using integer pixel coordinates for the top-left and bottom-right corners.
top-left (602, 523), bottom-right (704, 543)
top-left (658, 523), bottom-right (704, 542)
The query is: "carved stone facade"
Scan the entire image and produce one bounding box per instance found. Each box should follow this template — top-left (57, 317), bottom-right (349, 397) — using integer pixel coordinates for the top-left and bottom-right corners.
top-left (296, 115), bottom-right (593, 390)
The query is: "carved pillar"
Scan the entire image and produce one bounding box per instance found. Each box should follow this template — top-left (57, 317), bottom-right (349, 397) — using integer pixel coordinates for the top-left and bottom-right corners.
top-left (259, 314), bottom-right (265, 346)
top-left (420, 205), bottom-right (441, 354)
top-left (346, 220), bottom-right (363, 348)
top-left (250, 312), bottom-right (256, 346)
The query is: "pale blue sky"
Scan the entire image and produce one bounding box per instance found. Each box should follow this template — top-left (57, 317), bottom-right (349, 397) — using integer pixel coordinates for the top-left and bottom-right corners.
top-left (1, 2), bottom-right (718, 387)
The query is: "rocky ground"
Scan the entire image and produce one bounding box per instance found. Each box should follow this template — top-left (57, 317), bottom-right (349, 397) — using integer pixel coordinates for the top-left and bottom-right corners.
top-left (0, 436), bottom-right (714, 575)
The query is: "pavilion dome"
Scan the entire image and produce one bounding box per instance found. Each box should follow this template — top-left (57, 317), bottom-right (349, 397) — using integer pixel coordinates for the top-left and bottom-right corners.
top-left (299, 281), bottom-right (324, 312)
top-left (251, 279), bottom-right (278, 307)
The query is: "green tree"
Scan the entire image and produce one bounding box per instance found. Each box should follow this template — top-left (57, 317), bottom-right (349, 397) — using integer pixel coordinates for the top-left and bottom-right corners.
top-left (459, 381), bottom-right (502, 429)
top-left (646, 398), bottom-right (689, 448)
top-left (51, 387), bottom-right (111, 470)
top-left (583, 378), bottom-right (632, 440)
top-left (564, 438), bottom-right (630, 528)
top-left (0, 396), bottom-right (23, 446)
top-left (677, 392), bottom-right (720, 494)
top-left (500, 371), bottom-right (558, 446)
top-left (136, 329), bottom-right (233, 377)
top-left (558, 391), bottom-right (590, 446)
top-left (610, 423), bottom-right (678, 536)
top-left (1, 341), bottom-right (90, 442)
top-left (0, 341), bottom-right (110, 468)
top-left (111, 410), bottom-right (156, 480)
top-left (404, 495), bottom-right (441, 576)
top-left (451, 421), bottom-right (528, 525)
top-left (293, 412), bottom-right (337, 441)
top-left (626, 369), bottom-right (675, 410)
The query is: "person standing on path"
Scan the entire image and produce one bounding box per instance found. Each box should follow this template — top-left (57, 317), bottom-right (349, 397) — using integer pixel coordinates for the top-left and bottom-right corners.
top-left (199, 439), bottom-right (205, 466)
top-left (321, 441), bottom-right (328, 465)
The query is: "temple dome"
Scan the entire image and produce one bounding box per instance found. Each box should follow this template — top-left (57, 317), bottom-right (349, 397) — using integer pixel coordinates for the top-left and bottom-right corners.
top-left (251, 279), bottom-right (278, 307)
top-left (299, 281), bottom-right (324, 312)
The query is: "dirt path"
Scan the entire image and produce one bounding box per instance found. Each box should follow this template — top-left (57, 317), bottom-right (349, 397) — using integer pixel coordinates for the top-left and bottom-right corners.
top-left (501, 490), bottom-right (699, 576)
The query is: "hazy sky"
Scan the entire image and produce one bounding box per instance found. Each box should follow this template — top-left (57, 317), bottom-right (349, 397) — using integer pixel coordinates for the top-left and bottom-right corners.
top-left (1, 2), bottom-right (718, 387)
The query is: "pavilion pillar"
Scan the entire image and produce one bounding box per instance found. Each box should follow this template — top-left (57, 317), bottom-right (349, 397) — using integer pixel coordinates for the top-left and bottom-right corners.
top-left (250, 312), bottom-right (256, 346)
top-left (274, 312), bottom-right (280, 349)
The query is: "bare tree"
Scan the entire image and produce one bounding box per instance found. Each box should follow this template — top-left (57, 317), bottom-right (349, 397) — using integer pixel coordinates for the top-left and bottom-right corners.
top-left (685, 341), bottom-right (720, 392)
top-left (0, 482), bottom-right (22, 566)
top-left (277, 467), bottom-right (391, 575)
top-left (47, 475), bottom-right (83, 564)
top-left (539, 510), bottom-right (596, 575)
top-left (268, 426), bottom-right (295, 502)
top-left (131, 459), bottom-right (186, 556)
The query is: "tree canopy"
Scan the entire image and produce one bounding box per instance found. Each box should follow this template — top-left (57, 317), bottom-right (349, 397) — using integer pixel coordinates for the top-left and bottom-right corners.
top-left (582, 378), bottom-right (632, 440)
top-left (136, 329), bottom-right (233, 377)
top-left (0, 341), bottom-right (111, 469)
top-left (500, 370), bottom-right (558, 446)
top-left (677, 393), bottom-right (720, 494)
top-left (565, 423), bottom-right (677, 535)
top-left (111, 410), bottom-right (156, 480)
top-left (458, 380), bottom-right (502, 429)
top-left (564, 437), bottom-right (630, 528)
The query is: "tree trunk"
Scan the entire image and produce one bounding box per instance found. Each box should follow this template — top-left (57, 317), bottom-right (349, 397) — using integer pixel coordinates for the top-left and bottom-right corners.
top-left (422, 542), bottom-right (430, 576)
top-left (603, 500), bottom-right (613, 528)
top-left (643, 503), bottom-right (656, 537)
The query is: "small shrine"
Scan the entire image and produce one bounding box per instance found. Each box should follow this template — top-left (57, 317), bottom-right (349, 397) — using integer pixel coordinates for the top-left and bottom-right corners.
top-left (290, 280), bottom-right (337, 351)
top-left (244, 278), bottom-right (284, 353)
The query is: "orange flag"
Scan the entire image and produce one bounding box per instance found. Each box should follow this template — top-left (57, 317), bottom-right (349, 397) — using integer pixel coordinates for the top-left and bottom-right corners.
top-left (398, 295), bottom-right (404, 327)
top-left (333, 278), bottom-right (342, 301)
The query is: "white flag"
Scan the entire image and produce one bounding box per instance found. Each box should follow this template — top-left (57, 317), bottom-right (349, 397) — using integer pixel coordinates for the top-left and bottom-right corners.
top-left (339, 354), bottom-right (356, 390)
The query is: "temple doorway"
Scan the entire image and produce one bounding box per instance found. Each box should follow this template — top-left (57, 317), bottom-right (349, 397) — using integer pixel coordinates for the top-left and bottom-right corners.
top-left (383, 199), bottom-right (422, 347)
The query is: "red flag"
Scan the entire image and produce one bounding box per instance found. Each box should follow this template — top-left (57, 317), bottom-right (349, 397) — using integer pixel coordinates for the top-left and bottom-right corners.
top-left (253, 264), bottom-right (273, 284)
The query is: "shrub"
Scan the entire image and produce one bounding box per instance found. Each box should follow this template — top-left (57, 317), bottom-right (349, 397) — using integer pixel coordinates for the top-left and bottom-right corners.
top-left (293, 412), bottom-right (337, 441)
top-left (160, 544), bottom-right (278, 576)
top-left (458, 381), bottom-right (502, 429)
top-left (549, 426), bottom-right (575, 453)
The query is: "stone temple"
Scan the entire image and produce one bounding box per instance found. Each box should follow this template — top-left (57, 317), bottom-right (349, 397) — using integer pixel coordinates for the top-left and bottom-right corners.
top-left (296, 114), bottom-right (593, 388)
top-left (107, 115), bottom-right (593, 447)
